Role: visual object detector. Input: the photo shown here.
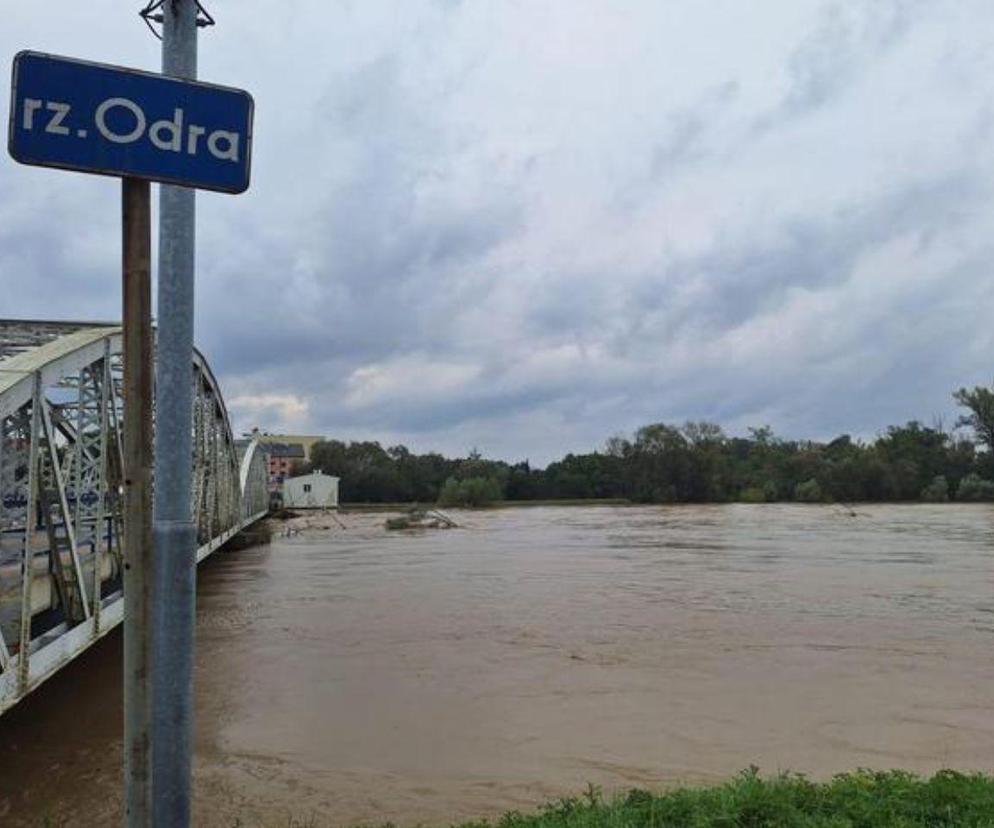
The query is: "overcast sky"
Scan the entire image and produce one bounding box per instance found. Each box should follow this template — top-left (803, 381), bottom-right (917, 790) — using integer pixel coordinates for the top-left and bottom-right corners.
top-left (3, 1), bottom-right (994, 464)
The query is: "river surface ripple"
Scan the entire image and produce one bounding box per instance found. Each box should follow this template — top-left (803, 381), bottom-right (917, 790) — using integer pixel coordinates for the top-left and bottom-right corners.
top-left (2, 504), bottom-right (994, 826)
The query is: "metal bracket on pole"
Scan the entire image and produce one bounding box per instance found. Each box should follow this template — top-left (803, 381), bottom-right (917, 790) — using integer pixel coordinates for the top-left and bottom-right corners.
top-left (139, 0), bottom-right (215, 40)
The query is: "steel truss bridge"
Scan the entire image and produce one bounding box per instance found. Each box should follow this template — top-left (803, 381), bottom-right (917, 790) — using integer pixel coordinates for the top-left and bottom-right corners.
top-left (0, 320), bottom-right (269, 716)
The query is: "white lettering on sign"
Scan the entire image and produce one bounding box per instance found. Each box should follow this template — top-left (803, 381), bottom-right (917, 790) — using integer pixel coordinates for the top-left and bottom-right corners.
top-left (207, 130), bottom-right (239, 162)
top-left (187, 124), bottom-right (205, 155)
top-left (19, 95), bottom-right (243, 164)
top-left (95, 97), bottom-right (146, 143)
top-left (44, 102), bottom-right (71, 135)
top-left (149, 108), bottom-right (184, 152)
top-left (22, 98), bottom-right (42, 130)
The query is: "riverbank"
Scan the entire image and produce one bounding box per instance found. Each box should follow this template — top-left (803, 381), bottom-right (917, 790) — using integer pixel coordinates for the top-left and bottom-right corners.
top-left (491, 770), bottom-right (994, 828)
top-left (338, 498), bottom-right (630, 511)
top-left (335, 497), bottom-right (993, 511)
top-left (267, 770), bottom-right (994, 827)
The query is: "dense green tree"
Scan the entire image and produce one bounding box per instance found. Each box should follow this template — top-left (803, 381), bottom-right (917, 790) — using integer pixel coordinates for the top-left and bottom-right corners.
top-left (624, 424), bottom-right (692, 502)
top-left (954, 383), bottom-right (994, 452)
top-left (504, 461), bottom-right (546, 500)
top-left (873, 422), bottom-right (949, 500)
top-left (794, 478), bottom-right (824, 503)
top-left (921, 476), bottom-right (949, 502)
top-left (438, 476), bottom-right (503, 507)
top-left (544, 453), bottom-right (624, 499)
top-left (955, 473), bottom-right (994, 502)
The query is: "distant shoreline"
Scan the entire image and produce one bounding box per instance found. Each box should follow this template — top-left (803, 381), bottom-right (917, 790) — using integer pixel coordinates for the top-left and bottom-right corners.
top-left (337, 498), bottom-right (994, 512)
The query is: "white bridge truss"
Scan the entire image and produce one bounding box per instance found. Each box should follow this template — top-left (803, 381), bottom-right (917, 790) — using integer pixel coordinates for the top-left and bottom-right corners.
top-left (0, 320), bottom-right (269, 715)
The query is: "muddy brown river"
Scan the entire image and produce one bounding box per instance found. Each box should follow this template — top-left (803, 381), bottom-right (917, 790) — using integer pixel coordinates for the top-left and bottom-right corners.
top-left (2, 504), bottom-right (993, 826)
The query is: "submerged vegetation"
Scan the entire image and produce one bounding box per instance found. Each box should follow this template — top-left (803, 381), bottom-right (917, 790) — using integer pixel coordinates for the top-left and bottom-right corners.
top-left (384, 507), bottom-right (458, 530)
top-left (297, 383), bottom-right (994, 505)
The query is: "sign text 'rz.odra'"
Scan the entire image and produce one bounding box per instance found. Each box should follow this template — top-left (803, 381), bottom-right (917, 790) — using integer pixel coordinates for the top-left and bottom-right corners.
top-left (8, 51), bottom-right (253, 194)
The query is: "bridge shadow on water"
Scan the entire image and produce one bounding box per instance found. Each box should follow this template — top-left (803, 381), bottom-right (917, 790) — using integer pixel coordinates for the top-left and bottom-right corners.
top-left (0, 630), bottom-right (124, 825)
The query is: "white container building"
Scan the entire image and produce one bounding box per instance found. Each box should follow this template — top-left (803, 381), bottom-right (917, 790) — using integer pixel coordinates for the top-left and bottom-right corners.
top-left (282, 470), bottom-right (340, 509)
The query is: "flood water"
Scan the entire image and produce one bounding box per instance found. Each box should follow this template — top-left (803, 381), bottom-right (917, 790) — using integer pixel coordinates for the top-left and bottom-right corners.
top-left (2, 504), bottom-right (994, 826)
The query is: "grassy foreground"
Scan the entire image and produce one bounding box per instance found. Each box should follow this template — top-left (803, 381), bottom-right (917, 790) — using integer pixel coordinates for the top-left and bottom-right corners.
top-left (264, 770), bottom-right (994, 828)
top-left (476, 771), bottom-right (994, 828)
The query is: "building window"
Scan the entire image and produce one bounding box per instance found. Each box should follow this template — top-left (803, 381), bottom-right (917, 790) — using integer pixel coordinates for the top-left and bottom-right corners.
top-left (303, 484), bottom-right (312, 493)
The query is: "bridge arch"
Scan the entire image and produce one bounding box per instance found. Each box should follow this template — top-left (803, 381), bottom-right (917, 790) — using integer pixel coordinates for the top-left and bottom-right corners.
top-left (0, 320), bottom-right (268, 714)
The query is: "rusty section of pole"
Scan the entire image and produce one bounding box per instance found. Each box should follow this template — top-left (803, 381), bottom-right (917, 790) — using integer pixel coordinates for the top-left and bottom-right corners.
top-left (122, 176), bottom-right (153, 828)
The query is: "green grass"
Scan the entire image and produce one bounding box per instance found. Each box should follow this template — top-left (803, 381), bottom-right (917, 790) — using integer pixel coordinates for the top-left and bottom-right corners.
top-left (474, 771), bottom-right (994, 828)
top-left (229, 769), bottom-right (994, 828)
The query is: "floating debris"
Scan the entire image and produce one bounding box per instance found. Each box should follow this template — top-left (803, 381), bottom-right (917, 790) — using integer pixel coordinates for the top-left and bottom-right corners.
top-left (385, 507), bottom-right (458, 531)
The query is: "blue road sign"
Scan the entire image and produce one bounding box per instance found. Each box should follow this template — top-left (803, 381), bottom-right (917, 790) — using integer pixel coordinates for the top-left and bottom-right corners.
top-left (8, 51), bottom-right (253, 194)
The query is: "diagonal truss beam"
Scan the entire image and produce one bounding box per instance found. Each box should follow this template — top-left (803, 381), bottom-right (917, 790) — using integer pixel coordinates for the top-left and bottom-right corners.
top-left (39, 391), bottom-right (90, 622)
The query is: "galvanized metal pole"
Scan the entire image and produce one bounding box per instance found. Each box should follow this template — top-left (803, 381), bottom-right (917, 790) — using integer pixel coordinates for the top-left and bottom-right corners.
top-left (152, 1), bottom-right (199, 825)
top-left (122, 176), bottom-right (154, 827)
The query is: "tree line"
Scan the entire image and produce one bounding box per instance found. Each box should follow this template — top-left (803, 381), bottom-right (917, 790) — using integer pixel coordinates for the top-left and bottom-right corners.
top-left (296, 383), bottom-right (994, 505)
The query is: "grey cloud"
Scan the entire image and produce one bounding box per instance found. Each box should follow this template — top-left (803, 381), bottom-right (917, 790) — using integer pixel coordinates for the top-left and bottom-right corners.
top-left (619, 169), bottom-right (986, 348)
top-left (760, 0), bottom-right (929, 127)
top-left (3, 1), bottom-right (994, 464)
top-left (649, 81), bottom-right (740, 178)
top-left (0, 186), bottom-right (120, 321)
